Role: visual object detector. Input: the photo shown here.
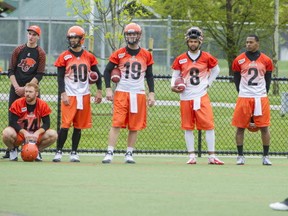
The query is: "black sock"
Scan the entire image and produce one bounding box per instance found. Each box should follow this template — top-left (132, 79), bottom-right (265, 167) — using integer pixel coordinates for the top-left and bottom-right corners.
top-left (237, 145), bottom-right (243, 156)
top-left (263, 145), bottom-right (269, 156)
top-left (72, 128), bottom-right (81, 152)
top-left (57, 128), bottom-right (69, 151)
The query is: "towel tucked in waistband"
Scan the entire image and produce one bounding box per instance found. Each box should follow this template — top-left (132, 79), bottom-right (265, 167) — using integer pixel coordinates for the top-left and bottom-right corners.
top-left (254, 97), bottom-right (262, 116)
top-left (130, 92), bottom-right (138, 113)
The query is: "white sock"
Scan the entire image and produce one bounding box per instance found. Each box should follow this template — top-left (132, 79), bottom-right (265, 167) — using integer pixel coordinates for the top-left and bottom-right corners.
top-left (206, 130), bottom-right (215, 152)
top-left (185, 130), bottom-right (194, 152)
top-left (189, 153), bottom-right (196, 158)
top-left (108, 146), bottom-right (114, 153)
top-left (126, 147), bottom-right (133, 153)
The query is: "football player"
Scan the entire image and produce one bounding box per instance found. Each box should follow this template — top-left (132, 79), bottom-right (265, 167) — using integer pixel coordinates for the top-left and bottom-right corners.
top-left (2, 83), bottom-right (57, 161)
top-left (232, 35), bottom-right (273, 165)
top-left (171, 27), bottom-right (224, 165)
top-left (53, 26), bottom-right (102, 162)
top-left (102, 23), bottom-right (155, 164)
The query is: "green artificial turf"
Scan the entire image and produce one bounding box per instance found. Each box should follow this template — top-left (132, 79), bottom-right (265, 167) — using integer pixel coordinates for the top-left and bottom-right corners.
top-left (0, 155), bottom-right (287, 216)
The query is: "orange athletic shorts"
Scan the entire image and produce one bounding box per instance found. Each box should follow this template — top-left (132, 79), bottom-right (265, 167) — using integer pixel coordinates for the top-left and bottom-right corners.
top-left (61, 94), bottom-right (92, 129)
top-left (180, 94), bottom-right (214, 130)
top-left (112, 91), bottom-right (147, 131)
top-left (15, 132), bottom-right (43, 147)
top-left (232, 97), bottom-right (270, 128)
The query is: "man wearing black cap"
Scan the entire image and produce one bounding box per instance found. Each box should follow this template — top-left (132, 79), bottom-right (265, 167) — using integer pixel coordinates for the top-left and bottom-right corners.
top-left (2, 25), bottom-right (46, 159)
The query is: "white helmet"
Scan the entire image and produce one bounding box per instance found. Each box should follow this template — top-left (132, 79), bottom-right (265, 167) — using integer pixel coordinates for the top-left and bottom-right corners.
top-left (185, 27), bottom-right (204, 44)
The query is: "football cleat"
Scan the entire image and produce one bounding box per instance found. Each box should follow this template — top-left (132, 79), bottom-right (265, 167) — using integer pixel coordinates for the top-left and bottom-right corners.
top-left (2, 150), bottom-right (10, 159)
top-left (35, 152), bottom-right (42, 162)
top-left (186, 157), bottom-right (197, 164)
top-left (52, 150), bottom-right (62, 162)
top-left (269, 198), bottom-right (288, 211)
top-left (262, 156), bottom-right (272, 166)
top-left (236, 156), bottom-right (245, 165)
top-left (102, 150), bottom-right (114, 164)
top-left (9, 147), bottom-right (18, 161)
top-left (124, 151), bottom-right (135, 164)
top-left (70, 151), bottom-right (80, 162)
top-left (208, 156), bottom-right (224, 165)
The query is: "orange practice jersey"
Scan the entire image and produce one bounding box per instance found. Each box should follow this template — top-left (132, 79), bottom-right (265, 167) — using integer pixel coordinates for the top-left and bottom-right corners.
top-left (171, 51), bottom-right (218, 100)
top-left (54, 50), bottom-right (98, 96)
top-left (109, 47), bottom-right (154, 93)
top-left (9, 98), bottom-right (51, 132)
top-left (232, 52), bottom-right (273, 97)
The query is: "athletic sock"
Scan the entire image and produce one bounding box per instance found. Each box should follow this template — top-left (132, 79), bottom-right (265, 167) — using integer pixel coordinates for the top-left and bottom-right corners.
top-left (72, 128), bottom-right (81, 152)
top-left (57, 128), bottom-right (69, 151)
top-left (237, 145), bottom-right (244, 156)
top-left (126, 147), bottom-right (133, 153)
top-left (185, 130), bottom-right (194, 152)
top-left (263, 145), bottom-right (269, 156)
top-left (206, 130), bottom-right (215, 152)
top-left (107, 146), bottom-right (114, 153)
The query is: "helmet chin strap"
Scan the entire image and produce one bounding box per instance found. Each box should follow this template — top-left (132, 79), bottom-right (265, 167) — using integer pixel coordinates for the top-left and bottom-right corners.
top-left (69, 42), bottom-right (81, 48)
top-left (67, 37), bottom-right (82, 48)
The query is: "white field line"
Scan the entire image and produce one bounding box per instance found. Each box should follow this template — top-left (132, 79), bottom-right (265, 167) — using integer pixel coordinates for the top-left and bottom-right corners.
top-left (0, 93), bottom-right (282, 110)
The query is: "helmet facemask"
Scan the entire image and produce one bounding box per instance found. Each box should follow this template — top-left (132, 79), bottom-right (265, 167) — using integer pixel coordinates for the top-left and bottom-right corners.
top-left (124, 32), bottom-right (141, 45)
top-left (66, 26), bottom-right (85, 49)
top-left (124, 23), bottom-right (142, 45)
top-left (67, 36), bottom-right (83, 48)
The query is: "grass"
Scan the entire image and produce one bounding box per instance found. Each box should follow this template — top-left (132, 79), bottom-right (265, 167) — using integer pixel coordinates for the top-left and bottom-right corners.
top-left (0, 155), bottom-right (287, 216)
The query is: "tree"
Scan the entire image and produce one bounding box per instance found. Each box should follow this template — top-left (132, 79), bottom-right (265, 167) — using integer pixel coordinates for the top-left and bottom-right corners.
top-left (66, 0), bottom-right (155, 52)
top-left (154, 0), bottom-right (288, 77)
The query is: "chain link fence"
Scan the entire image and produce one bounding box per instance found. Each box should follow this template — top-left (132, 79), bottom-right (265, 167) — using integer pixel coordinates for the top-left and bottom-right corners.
top-left (0, 73), bottom-right (287, 156)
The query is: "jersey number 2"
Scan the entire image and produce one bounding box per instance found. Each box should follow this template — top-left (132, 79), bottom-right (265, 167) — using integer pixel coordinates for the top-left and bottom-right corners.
top-left (248, 68), bottom-right (258, 86)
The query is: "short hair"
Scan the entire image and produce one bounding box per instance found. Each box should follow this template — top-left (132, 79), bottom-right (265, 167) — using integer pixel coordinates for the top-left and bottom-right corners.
top-left (25, 82), bottom-right (39, 92)
top-left (247, 34), bottom-right (259, 42)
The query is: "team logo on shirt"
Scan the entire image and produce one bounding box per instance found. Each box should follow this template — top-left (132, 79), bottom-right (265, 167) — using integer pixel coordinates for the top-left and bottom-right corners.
top-left (17, 58), bottom-right (36, 72)
top-left (249, 61), bottom-right (257, 67)
top-left (238, 58), bottom-right (245, 65)
top-left (179, 58), bottom-right (188, 64)
top-left (118, 53), bottom-right (126, 59)
top-left (64, 54), bottom-right (73, 60)
top-left (21, 107), bottom-right (27, 112)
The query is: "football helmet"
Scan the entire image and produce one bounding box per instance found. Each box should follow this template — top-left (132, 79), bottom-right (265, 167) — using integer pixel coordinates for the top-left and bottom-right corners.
top-left (21, 142), bottom-right (39, 162)
top-left (67, 26), bottom-right (85, 48)
top-left (247, 117), bottom-right (260, 132)
top-left (124, 23), bottom-right (142, 45)
top-left (27, 25), bottom-right (41, 36)
top-left (185, 27), bottom-right (204, 44)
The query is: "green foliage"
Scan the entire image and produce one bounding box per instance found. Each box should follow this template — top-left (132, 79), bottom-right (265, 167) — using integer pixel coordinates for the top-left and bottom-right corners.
top-left (66, 0), bottom-right (155, 52)
top-left (154, 0), bottom-right (287, 76)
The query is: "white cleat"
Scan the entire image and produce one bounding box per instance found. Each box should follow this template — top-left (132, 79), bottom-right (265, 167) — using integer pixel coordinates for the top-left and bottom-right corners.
top-left (124, 151), bottom-right (135, 164)
top-left (208, 156), bottom-right (224, 165)
top-left (236, 156), bottom-right (245, 165)
top-left (70, 151), bottom-right (80, 162)
top-left (52, 150), bottom-right (62, 162)
top-left (102, 151), bottom-right (114, 164)
top-left (9, 148), bottom-right (18, 161)
top-left (186, 157), bottom-right (197, 164)
top-left (270, 198), bottom-right (288, 211)
top-left (262, 156), bottom-right (272, 166)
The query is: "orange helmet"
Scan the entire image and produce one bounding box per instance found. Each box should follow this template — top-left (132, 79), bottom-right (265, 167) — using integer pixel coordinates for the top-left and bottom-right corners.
top-left (21, 142), bottom-right (39, 162)
top-left (67, 26), bottom-right (85, 48)
top-left (27, 25), bottom-right (41, 36)
top-left (185, 26), bottom-right (204, 44)
top-left (124, 23), bottom-right (142, 45)
top-left (247, 121), bottom-right (260, 132)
